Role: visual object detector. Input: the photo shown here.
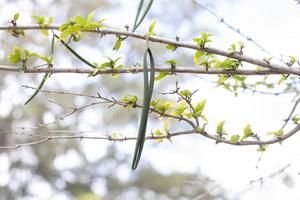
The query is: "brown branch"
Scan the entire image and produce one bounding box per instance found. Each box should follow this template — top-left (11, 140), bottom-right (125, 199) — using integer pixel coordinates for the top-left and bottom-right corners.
top-left (0, 65), bottom-right (283, 76)
top-left (23, 85), bottom-right (197, 129)
top-left (0, 25), bottom-right (299, 75)
top-left (2, 122), bottom-right (300, 149)
top-left (21, 86), bottom-right (300, 147)
top-left (0, 130), bottom-right (196, 149)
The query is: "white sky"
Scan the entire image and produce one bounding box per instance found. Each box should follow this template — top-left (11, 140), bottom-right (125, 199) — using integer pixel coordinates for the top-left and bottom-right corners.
top-left (1, 0), bottom-right (300, 199)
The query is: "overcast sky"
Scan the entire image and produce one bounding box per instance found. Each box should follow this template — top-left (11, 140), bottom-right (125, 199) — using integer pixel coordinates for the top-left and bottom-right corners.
top-left (1, 0), bottom-right (300, 199)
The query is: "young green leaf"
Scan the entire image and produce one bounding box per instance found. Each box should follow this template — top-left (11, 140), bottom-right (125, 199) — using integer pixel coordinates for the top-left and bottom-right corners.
top-left (113, 37), bottom-right (122, 51)
top-left (87, 11), bottom-right (96, 23)
top-left (193, 32), bottom-right (213, 48)
top-left (153, 129), bottom-right (163, 143)
top-left (230, 135), bottom-right (240, 144)
top-left (216, 121), bottom-right (225, 137)
top-left (257, 145), bottom-right (266, 152)
top-left (267, 129), bottom-right (284, 137)
top-left (241, 124), bottom-right (253, 141)
top-left (194, 99), bottom-right (207, 116)
top-left (200, 114), bottom-right (208, 123)
top-left (32, 15), bottom-right (45, 25)
top-left (155, 72), bottom-right (168, 81)
top-left (174, 102), bottom-right (188, 116)
top-left (147, 20), bottom-right (156, 36)
top-left (121, 95), bottom-right (138, 107)
top-left (166, 44), bottom-right (176, 51)
top-left (151, 99), bottom-right (175, 114)
top-left (13, 13), bottom-right (20, 21)
top-left (59, 12), bottom-right (104, 41)
top-left (214, 58), bottom-right (240, 69)
top-left (31, 15), bottom-right (54, 36)
top-left (179, 89), bottom-right (192, 98)
top-left (8, 47), bottom-right (22, 64)
top-left (165, 59), bottom-right (176, 67)
top-left (193, 51), bottom-right (205, 64)
top-left (278, 74), bottom-right (287, 85)
top-left (292, 115), bottom-right (300, 124)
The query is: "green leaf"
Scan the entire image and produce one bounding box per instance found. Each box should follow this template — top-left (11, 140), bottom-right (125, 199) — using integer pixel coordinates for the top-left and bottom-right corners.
top-left (174, 102), bottom-right (187, 116)
top-left (217, 75), bottom-right (230, 84)
top-left (278, 74), bottom-right (287, 85)
top-left (23, 49), bottom-right (30, 58)
top-left (161, 101), bottom-right (175, 113)
top-left (41, 29), bottom-right (49, 36)
top-left (48, 17), bottom-right (54, 24)
top-left (292, 115), bottom-right (300, 124)
top-left (89, 68), bottom-right (102, 77)
top-left (74, 16), bottom-right (86, 25)
top-left (241, 124), bottom-right (253, 141)
top-left (13, 13), bottom-right (20, 21)
top-left (195, 124), bottom-right (207, 133)
top-left (155, 72), bottom-right (168, 81)
top-left (179, 89), bottom-right (192, 98)
top-left (214, 58), bottom-right (240, 69)
top-left (59, 25), bottom-right (82, 41)
top-left (100, 62), bottom-right (111, 69)
top-left (194, 99), bottom-right (206, 115)
top-left (216, 121), bottom-right (225, 136)
top-left (267, 129), bottom-right (284, 137)
top-left (121, 95), bottom-right (138, 106)
top-left (193, 32), bottom-right (213, 47)
top-left (183, 112), bottom-right (194, 119)
top-left (263, 56), bottom-right (273, 64)
top-left (31, 15), bottom-right (46, 25)
top-left (72, 31), bottom-right (82, 42)
top-left (151, 99), bottom-right (174, 114)
top-left (193, 51), bottom-right (205, 64)
top-left (230, 135), bottom-right (240, 144)
top-left (153, 129), bottom-right (163, 143)
top-left (227, 43), bottom-right (237, 54)
top-left (8, 47), bottom-right (22, 64)
top-left (166, 44), bottom-right (176, 51)
top-left (113, 37), bottom-right (122, 51)
top-left (200, 114), bottom-right (208, 123)
top-left (148, 20), bottom-right (156, 36)
top-left (257, 145), bottom-right (266, 152)
top-left (87, 11), bottom-right (96, 23)
top-left (286, 56), bottom-right (297, 66)
top-left (8, 54), bottom-right (21, 64)
top-left (165, 59), bottom-right (176, 66)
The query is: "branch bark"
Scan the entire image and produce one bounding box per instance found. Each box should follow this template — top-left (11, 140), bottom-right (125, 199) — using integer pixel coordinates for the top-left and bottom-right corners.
top-left (0, 65), bottom-right (283, 75)
top-left (0, 25), bottom-right (299, 75)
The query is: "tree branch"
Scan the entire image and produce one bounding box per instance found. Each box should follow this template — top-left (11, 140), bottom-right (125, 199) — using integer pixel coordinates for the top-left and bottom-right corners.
top-left (20, 86), bottom-right (300, 147)
top-left (0, 25), bottom-right (299, 75)
top-left (0, 65), bottom-right (284, 76)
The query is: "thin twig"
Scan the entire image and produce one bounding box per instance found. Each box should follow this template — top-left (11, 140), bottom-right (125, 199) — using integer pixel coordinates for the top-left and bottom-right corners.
top-left (282, 96), bottom-right (300, 128)
top-left (21, 86), bottom-right (300, 146)
top-left (190, 0), bottom-right (273, 56)
top-left (250, 163), bottom-right (291, 184)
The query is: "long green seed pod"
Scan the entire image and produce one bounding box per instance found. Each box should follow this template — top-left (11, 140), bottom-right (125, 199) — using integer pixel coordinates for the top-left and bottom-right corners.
top-left (132, 0), bottom-right (145, 32)
top-left (132, 0), bottom-right (154, 32)
top-left (132, 48), bottom-right (155, 170)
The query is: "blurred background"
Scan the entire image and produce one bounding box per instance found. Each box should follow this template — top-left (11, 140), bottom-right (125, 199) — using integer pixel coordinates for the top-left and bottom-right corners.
top-left (0, 0), bottom-right (300, 199)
